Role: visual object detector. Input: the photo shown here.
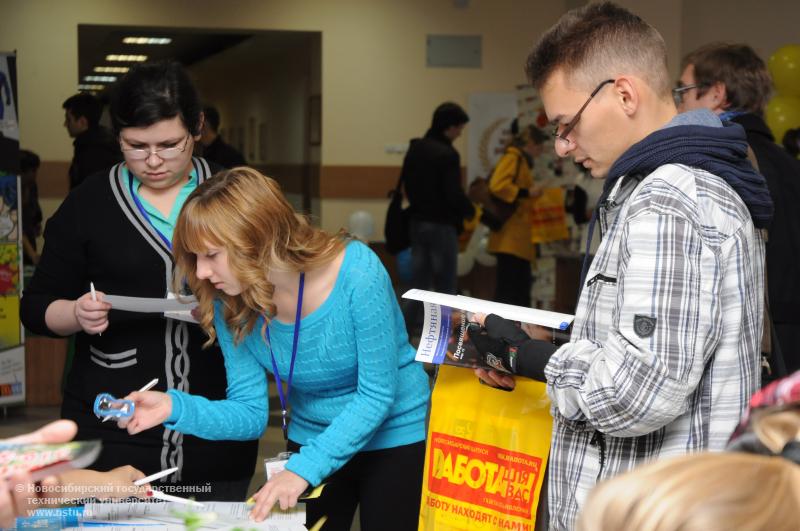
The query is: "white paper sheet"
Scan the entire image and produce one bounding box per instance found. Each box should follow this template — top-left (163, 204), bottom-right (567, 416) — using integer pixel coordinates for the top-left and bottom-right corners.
top-left (104, 294), bottom-right (198, 313)
top-left (75, 501), bottom-right (306, 530)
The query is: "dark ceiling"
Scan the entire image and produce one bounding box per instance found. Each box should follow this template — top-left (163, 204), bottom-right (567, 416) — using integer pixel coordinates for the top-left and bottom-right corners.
top-left (77, 25), bottom-right (254, 94)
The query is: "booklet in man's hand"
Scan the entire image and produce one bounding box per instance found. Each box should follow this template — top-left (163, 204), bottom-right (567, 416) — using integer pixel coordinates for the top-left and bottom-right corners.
top-left (401, 289), bottom-right (574, 372)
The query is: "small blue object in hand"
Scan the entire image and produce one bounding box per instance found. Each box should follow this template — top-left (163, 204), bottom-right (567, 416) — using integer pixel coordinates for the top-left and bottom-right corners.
top-left (93, 393), bottom-right (135, 419)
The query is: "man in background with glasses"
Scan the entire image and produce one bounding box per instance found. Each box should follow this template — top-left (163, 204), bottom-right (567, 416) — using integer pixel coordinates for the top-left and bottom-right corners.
top-left (475, 3), bottom-right (772, 528)
top-left (677, 43), bottom-right (800, 384)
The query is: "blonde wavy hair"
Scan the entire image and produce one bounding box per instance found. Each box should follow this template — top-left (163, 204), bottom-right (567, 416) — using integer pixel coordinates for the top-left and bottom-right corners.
top-left (173, 167), bottom-right (346, 346)
top-left (577, 451), bottom-right (800, 531)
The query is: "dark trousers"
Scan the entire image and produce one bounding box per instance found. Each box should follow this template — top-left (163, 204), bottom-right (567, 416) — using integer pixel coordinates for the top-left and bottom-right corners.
top-left (403, 220), bottom-right (459, 332)
top-left (775, 322), bottom-right (800, 375)
top-left (409, 220), bottom-right (458, 294)
top-left (287, 440), bottom-right (426, 531)
top-left (494, 253), bottom-right (532, 307)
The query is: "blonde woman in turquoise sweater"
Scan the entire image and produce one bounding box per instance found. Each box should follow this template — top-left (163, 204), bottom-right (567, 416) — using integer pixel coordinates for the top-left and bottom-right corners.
top-left (118, 167), bottom-right (430, 529)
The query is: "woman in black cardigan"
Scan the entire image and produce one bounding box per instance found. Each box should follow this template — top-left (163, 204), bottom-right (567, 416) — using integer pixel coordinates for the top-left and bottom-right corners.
top-left (20, 62), bottom-right (257, 500)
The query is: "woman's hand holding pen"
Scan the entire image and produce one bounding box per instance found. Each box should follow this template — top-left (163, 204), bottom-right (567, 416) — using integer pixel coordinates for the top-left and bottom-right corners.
top-left (74, 290), bottom-right (111, 335)
top-left (117, 391), bottom-right (173, 435)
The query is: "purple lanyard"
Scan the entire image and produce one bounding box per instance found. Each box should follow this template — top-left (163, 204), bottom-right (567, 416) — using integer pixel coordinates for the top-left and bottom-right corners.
top-left (265, 272), bottom-right (305, 441)
top-left (128, 171), bottom-right (195, 251)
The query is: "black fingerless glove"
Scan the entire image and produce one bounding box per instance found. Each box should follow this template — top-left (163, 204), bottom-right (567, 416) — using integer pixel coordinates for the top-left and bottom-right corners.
top-left (467, 314), bottom-right (558, 382)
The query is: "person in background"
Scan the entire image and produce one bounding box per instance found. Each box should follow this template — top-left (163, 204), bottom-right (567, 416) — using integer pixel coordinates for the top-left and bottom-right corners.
top-left (487, 120), bottom-right (549, 307)
top-left (21, 62), bottom-right (257, 500)
top-left (783, 128), bottom-right (800, 159)
top-left (19, 149), bottom-right (42, 266)
top-left (198, 105), bottom-right (246, 169)
top-left (474, 4), bottom-right (771, 528)
top-left (401, 102), bottom-right (474, 331)
top-left (0, 420), bottom-right (147, 528)
top-left (677, 43), bottom-right (800, 378)
top-left (118, 167), bottom-right (430, 530)
top-left (61, 93), bottom-right (121, 189)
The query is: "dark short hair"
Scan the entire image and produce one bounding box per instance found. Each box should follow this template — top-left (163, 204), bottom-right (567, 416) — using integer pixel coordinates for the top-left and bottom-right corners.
top-left (19, 149), bottom-right (40, 173)
top-left (682, 43), bottom-right (772, 115)
top-left (110, 61), bottom-right (202, 136)
top-left (203, 105), bottom-right (221, 132)
top-left (525, 2), bottom-right (670, 97)
top-left (512, 123), bottom-right (549, 148)
top-left (783, 128), bottom-right (800, 158)
top-left (431, 102), bottom-right (469, 133)
top-left (62, 93), bottom-right (103, 127)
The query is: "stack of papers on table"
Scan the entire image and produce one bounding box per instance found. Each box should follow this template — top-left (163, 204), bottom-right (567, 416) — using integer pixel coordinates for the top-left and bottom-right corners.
top-left (30, 502), bottom-right (307, 530)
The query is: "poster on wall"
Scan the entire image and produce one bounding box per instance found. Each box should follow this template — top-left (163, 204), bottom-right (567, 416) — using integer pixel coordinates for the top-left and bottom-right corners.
top-left (0, 51), bottom-right (24, 407)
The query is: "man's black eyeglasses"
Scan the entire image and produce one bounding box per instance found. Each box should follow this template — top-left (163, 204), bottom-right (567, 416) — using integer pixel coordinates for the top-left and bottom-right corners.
top-left (552, 79), bottom-right (615, 144)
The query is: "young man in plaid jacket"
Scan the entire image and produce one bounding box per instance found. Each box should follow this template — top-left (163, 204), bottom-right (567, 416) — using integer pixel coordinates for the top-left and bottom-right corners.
top-left (474, 3), bottom-right (773, 529)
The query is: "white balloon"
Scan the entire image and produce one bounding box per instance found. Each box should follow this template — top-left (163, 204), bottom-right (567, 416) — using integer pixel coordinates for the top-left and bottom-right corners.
top-left (457, 250), bottom-right (475, 276)
top-left (458, 225), bottom-right (497, 274)
top-left (475, 228), bottom-right (497, 267)
top-left (348, 210), bottom-right (375, 241)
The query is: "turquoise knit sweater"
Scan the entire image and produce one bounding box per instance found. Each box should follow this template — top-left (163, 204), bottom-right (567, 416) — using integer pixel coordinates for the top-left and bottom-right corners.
top-left (165, 240), bottom-right (430, 486)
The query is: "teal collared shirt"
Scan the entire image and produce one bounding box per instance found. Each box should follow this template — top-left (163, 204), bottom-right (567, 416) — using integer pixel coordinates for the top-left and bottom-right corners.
top-left (125, 167), bottom-right (198, 244)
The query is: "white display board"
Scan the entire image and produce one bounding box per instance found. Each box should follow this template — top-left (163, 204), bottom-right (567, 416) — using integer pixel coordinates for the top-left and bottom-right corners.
top-left (466, 91), bottom-right (517, 185)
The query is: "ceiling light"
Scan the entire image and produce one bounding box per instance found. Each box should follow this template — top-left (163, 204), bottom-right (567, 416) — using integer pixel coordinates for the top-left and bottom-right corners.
top-left (78, 84), bottom-right (105, 91)
top-left (84, 75), bottom-right (117, 83)
top-left (94, 66), bottom-right (129, 73)
top-left (106, 54), bottom-right (148, 62)
top-left (123, 37), bottom-right (172, 45)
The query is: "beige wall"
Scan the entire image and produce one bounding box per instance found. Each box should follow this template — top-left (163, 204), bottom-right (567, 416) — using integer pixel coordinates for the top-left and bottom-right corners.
top-left (3, 0), bottom-right (799, 235)
top-left (681, 0), bottom-right (800, 64)
top-left (0, 0), bottom-right (567, 165)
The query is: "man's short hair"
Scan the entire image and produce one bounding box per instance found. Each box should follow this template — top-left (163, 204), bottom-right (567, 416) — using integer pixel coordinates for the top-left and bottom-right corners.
top-left (203, 105), bottom-right (221, 132)
top-left (682, 43), bottom-right (772, 115)
top-left (431, 102), bottom-right (469, 133)
top-left (62, 93), bottom-right (103, 127)
top-left (525, 2), bottom-right (670, 98)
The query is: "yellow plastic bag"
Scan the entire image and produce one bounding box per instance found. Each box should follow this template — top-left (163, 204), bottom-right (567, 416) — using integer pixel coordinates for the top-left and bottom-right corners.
top-left (530, 188), bottom-right (569, 244)
top-left (419, 365), bottom-right (553, 531)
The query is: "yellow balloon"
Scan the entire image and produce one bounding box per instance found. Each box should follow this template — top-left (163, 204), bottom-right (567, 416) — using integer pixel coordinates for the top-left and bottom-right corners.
top-left (769, 44), bottom-right (800, 97)
top-left (765, 96), bottom-right (800, 144)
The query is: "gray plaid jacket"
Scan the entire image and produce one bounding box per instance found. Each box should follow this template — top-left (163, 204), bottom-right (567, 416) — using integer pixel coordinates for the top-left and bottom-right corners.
top-left (545, 164), bottom-right (764, 530)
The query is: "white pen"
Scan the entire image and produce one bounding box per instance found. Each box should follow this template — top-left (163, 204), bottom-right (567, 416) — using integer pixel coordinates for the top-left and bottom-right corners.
top-left (138, 378), bottom-right (159, 393)
top-left (103, 378), bottom-right (159, 422)
top-left (134, 466), bottom-right (179, 486)
top-left (90, 282), bottom-right (101, 336)
top-left (147, 488), bottom-right (205, 507)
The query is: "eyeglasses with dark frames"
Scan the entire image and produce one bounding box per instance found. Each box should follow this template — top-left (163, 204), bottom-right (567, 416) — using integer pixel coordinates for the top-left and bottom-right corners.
top-left (672, 83), bottom-right (701, 105)
top-left (552, 78), bottom-right (615, 144)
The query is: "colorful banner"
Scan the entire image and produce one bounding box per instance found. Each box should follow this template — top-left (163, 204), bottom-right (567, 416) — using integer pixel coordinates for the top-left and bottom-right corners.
top-left (0, 51), bottom-right (24, 406)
